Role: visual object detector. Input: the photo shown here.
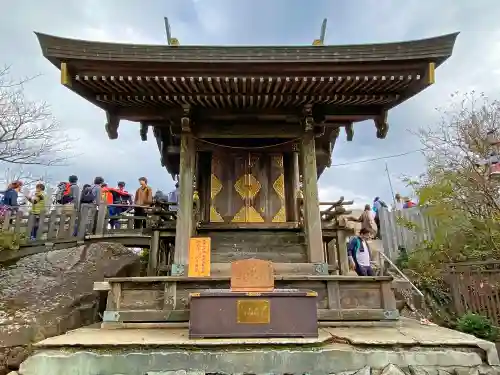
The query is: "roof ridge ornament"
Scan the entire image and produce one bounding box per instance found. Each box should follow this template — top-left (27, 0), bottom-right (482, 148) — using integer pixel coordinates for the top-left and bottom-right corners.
top-left (312, 18), bottom-right (327, 46)
top-left (164, 17), bottom-right (180, 46)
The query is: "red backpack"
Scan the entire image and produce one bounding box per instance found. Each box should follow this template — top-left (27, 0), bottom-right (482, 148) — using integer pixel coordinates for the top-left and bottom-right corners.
top-left (55, 182), bottom-right (72, 204)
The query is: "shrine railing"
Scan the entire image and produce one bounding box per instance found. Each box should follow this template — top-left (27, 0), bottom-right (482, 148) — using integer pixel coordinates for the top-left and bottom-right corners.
top-left (0, 202), bottom-right (177, 245)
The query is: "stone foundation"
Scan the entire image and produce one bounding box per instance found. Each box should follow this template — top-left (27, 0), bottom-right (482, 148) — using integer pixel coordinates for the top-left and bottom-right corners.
top-left (16, 319), bottom-right (500, 375)
top-left (17, 346), bottom-right (500, 375)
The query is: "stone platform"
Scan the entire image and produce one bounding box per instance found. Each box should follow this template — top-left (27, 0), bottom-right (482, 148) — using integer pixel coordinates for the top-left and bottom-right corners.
top-left (17, 319), bottom-right (500, 375)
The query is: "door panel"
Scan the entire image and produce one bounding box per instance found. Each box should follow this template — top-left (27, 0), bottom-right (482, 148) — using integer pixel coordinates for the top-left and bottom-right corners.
top-left (269, 154), bottom-right (287, 222)
top-left (210, 152), bottom-right (287, 223)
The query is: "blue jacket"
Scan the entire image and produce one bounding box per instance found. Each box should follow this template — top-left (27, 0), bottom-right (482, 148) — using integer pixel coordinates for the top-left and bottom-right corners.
top-left (2, 189), bottom-right (18, 207)
top-left (347, 236), bottom-right (370, 265)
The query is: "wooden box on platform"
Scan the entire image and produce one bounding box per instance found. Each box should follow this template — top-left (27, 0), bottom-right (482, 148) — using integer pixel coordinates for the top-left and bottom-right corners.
top-left (189, 289), bottom-right (318, 338)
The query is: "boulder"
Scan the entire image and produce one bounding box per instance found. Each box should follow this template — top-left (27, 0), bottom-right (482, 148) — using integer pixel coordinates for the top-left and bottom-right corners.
top-left (0, 242), bottom-right (140, 375)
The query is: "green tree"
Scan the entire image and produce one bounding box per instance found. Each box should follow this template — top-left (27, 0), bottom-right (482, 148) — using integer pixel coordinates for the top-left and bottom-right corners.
top-left (405, 92), bottom-right (500, 282)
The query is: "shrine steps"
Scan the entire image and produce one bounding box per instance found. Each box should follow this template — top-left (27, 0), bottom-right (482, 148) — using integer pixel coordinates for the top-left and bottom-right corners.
top-left (197, 229), bottom-right (307, 263)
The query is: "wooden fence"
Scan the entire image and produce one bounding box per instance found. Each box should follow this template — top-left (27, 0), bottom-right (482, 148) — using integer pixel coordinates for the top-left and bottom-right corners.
top-left (0, 203), bottom-right (158, 244)
top-left (446, 261), bottom-right (500, 325)
top-left (379, 206), bottom-right (438, 260)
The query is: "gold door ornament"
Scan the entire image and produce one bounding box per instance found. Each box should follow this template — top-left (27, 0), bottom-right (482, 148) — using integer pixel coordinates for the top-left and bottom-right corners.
top-left (232, 172), bottom-right (264, 223)
top-left (210, 157), bottom-right (224, 222)
top-left (271, 155), bottom-right (286, 222)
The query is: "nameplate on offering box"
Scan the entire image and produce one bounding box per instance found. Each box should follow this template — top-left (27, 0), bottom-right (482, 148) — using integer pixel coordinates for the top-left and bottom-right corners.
top-left (188, 237), bottom-right (211, 277)
top-left (236, 299), bottom-right (270, 324)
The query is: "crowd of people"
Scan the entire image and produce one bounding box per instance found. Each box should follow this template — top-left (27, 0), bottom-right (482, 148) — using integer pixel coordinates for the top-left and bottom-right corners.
top-left (1, 176), bottom-right (417, 277)
top-left (347, 193), bottom-right (417, 276)
top-left (0, 175), bottom-right (182, 240)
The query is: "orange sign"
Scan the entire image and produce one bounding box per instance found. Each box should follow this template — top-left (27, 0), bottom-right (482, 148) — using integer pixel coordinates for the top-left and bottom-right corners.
top-left (188, 237), bottom-right (211, 277)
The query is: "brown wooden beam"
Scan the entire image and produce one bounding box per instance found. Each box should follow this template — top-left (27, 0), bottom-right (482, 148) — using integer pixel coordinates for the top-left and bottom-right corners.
top-left (71, 59), bottom-right (432, 77)
top-left (115, 104), bottom-right (384, 121)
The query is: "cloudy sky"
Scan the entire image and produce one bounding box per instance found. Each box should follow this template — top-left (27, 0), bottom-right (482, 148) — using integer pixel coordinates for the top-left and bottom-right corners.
top-left (2, 0), bottom-right (500, 207)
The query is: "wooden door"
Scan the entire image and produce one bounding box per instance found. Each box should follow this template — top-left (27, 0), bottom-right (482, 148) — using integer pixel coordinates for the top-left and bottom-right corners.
top-left (210, 152), bottom-right (287, 223)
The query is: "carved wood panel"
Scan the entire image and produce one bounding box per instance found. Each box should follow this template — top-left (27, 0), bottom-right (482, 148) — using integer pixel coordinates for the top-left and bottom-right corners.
top-left (210, 152), bottom-right (287, 223)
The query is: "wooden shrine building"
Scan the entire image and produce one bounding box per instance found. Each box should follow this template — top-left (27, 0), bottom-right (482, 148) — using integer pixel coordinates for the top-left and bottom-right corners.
top-left (35, 31), bottom-right (457, 279)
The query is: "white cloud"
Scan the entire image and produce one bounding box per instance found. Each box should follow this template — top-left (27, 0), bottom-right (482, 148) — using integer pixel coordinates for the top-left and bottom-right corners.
top-left (3, 0), bottom-right (500, 204)
top-left (319, 186), bottom-right (369, 209)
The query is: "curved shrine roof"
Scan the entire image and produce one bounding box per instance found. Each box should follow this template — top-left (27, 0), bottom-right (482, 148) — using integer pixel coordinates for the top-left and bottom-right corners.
top-left (35, 32), bottom-right (458, 65)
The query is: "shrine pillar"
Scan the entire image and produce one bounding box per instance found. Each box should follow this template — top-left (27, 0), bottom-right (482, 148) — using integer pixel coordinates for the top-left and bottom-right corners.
top-left (173, 109), bottom-right (195, 276)
top-left (290, 145), bottom-right (300, 222)
top-left (300, 106), bottom-right (325, 266)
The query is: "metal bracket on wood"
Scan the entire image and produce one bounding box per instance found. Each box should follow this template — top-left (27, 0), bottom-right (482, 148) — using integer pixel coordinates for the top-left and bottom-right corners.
top-left (302, 104), bottom-right (314, 132)
top-left (170, 263), bottom-right (185, 276)
top-left (44, 242), bottom-right (54, 250)
top-left (181, 105), bottom-right (191, 132)
top-left (383, 309), bottom-right (400, 320)
top-left (313, 262), bottom-right (328, 275)
top-left (102, 311), bottom-right (121, 322)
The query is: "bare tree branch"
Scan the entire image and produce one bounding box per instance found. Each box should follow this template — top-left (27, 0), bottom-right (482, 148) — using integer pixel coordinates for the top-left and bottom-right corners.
top-left (416, 91), bottom-right (500, 220)
top-left (0, 66), bottom-right (72, 166)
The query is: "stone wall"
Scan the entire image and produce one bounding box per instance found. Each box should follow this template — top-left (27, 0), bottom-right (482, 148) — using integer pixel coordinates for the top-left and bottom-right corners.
top-left (0, 243), bottom-right (140, 375)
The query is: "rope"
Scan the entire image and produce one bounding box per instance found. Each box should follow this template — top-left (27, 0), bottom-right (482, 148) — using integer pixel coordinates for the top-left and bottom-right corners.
top-left (192, 135), bottom-right (301, 150)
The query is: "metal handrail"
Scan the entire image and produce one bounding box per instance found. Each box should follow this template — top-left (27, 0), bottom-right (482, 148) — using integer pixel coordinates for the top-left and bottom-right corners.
top-left (377, 250), bottom-right (424, 297)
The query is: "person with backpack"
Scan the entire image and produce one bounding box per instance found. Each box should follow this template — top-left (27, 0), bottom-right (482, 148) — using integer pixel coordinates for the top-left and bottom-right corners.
top-left (347, 228), bottom-right (375, 276)
top-left (79, 177), bottom-right (104, 235)
top-left (106, 182), bottom-right (131, 229)
top-left (107, 181), bottom-right (132, 229)
top-left (372, 197), bottom-right (387, 239)
top-left (55, 175), bottom-right (80, 212)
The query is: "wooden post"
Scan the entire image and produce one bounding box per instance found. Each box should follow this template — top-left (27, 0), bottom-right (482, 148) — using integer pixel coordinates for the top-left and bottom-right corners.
top-left (336, 230), bottom-right (349, 275)
top-left (95, 203), bottom-right (107, 235)
top-left (148, 230), bottom-right (160, 276)
top-left (173, 109), bottom-right (195, 275)
top-left (76, 204), bottom-right (90, 239)
top-left (300, 107), bottom-right (324, 264)
top-left (290, 148), bottom-right (300, 222)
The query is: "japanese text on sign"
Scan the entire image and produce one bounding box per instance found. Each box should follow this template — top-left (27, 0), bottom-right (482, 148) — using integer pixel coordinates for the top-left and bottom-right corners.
top-left (188, 237), bottom-right (211, 277)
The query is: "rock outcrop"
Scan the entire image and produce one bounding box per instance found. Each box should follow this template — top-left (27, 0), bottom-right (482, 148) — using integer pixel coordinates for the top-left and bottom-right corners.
top-left (0, 242), bottom-right (140, 375)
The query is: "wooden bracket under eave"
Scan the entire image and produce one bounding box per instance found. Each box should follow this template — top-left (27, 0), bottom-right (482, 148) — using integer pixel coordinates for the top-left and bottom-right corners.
top-left (345, 123), bottom-right (354, 141)
top-left (140, 122), bottom-right (149, 141)
top-left (105, 112), bottom-right (120, 140)
top-left (375, 111), bottom-right (389, 139)
top-left (60, 62), bottom-right (72, 87)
